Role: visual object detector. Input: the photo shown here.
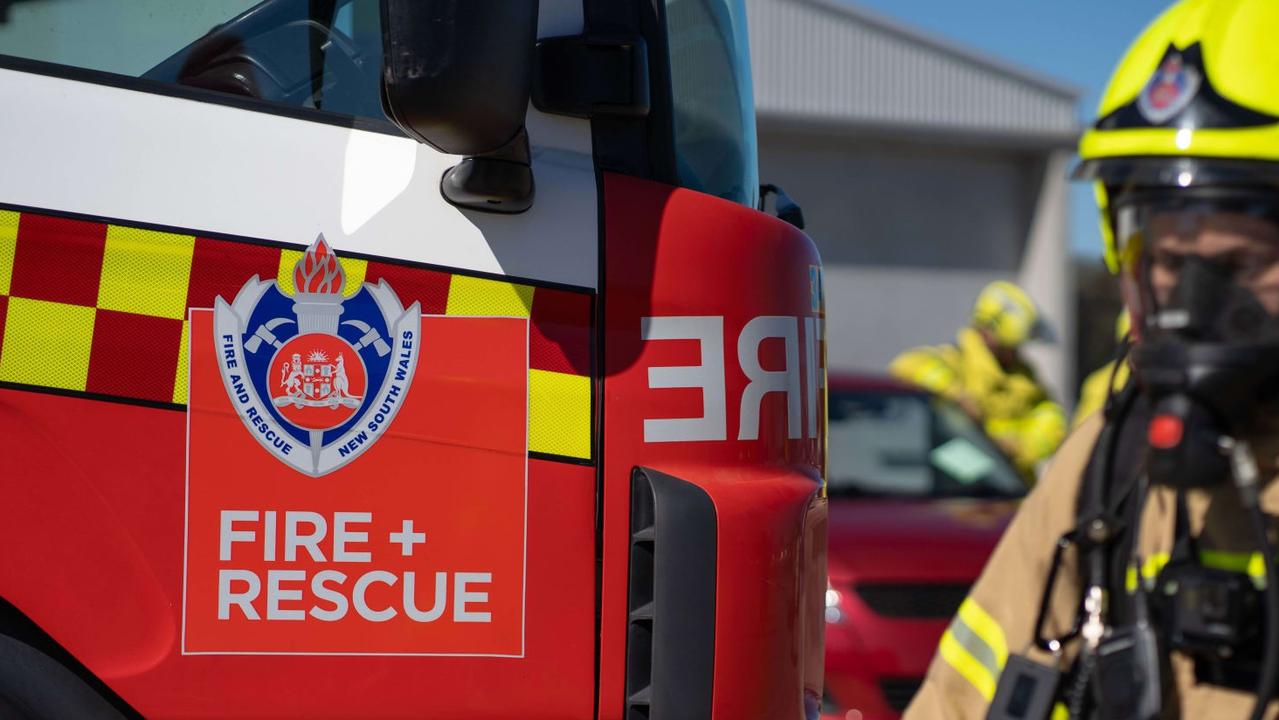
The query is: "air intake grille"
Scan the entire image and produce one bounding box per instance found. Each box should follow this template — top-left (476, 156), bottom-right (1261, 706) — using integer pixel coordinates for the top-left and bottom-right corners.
top-left (624, 468), bottom-right (716, 720)
top-left (855, 583), bottom-right (969, 619)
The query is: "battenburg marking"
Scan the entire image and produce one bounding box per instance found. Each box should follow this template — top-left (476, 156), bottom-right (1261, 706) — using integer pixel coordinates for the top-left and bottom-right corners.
top-left (213, 236), bottom-right (421, 476)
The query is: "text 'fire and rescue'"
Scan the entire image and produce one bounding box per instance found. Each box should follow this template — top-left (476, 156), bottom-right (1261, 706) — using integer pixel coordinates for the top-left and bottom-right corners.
top-left (219, 332), bottom-right (417, 457)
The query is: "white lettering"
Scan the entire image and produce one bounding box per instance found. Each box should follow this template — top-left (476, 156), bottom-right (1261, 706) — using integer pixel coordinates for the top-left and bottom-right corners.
top-left (804, 316), bottom-right (820, 439)
top-left (641, 316), bottom-right (727, 442)
top-left (403, 571), bottom-right (448, 622)
top-left (285, 511), bottom-right (328, 562)
top-left (738, 316), bottom-right (802, 440)
top-left (454, 572), bottom-right (492, 623)
top-left (220, 510), bottom-right (258, 562)
top-left (263, 510), bottom-right (277, 562)
top-left (333, 512), bottom-right (372, 563)
top-left (218, 569), bottom-right (261, 620)
top-left (309, 570), bottom-right (348, 622)
top-left (353, 570), bottom-right (397, 622)
top-left (266, 569), bottom-right (306, 620)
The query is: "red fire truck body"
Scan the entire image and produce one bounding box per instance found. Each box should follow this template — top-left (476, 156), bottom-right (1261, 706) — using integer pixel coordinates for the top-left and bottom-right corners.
top-left (0, 1), bottom-right (826, 718)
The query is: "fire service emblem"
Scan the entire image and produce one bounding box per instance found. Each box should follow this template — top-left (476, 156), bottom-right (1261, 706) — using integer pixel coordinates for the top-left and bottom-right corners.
top-left (213, 236), bottom-right (421, 476)
top-left (1138, 51), bottom-right (1200, 125)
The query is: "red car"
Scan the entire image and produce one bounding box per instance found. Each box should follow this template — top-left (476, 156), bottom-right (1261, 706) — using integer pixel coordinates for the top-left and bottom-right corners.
top-left (821, 374), bottom-right (1024, 720)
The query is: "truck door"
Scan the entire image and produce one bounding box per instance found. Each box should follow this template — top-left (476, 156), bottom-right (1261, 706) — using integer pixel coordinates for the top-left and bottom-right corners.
top-left (559, 0), bottom-right (828, 717)
top-left (0, 1), bottom-right (601, 717)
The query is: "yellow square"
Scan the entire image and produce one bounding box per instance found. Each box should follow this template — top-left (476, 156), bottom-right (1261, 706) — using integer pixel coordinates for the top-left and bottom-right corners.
top-left (0, 210), bottom-right (16, 296)
top-left (0, 298), bottom-right (95, 390)
top-left (277, 248), bottom-right (367, 298)
top-left (97, 226), bottom-right (195, 319)
top-left (528, 369), bottom-right (591, 459)
top-left (173, 318), bottom-right (190, 405)
top-left (446, 276), bottom-right (534, 317)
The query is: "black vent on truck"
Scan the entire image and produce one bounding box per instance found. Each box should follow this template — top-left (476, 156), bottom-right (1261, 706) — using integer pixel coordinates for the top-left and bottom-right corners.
top-left (624, 467), bottom-right (717, 720)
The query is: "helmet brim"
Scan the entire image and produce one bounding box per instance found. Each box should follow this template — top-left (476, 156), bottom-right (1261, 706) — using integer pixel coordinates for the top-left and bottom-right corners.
top-left (1073, 156), bottom-right (1279, 191)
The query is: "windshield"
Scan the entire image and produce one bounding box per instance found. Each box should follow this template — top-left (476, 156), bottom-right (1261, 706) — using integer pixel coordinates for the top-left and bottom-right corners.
top-left (0, 0), bottom-right (385, 121)
top-left (827, 388), bottom-right (1026, 499)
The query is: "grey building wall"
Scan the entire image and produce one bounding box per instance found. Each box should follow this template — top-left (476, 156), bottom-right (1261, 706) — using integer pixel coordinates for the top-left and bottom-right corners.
top-left (746, 0), bottom-right (1078, 139)
top-left (758, 129), bottom-right (1075, 402)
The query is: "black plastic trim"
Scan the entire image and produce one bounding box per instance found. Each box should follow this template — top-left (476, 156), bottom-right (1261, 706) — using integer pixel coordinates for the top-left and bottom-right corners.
top-left (0, 598), bottom-right (142, 719)
top-left (439, 129), bottom-right (536, 214)
top-left (581, 0), bottom-right (678, 185)
top-left (0, 381), bottom-right (182, 413)
top-left (528, 450), bottom-right (595, 467)
top-left (533, 34), bottom-right (651, 119)
top-left (0, 53), bottom-right (403, 137)
top-left (625, 467), bottom-right (717, 720)
top-left (590, 157), bottom-right (608, 720)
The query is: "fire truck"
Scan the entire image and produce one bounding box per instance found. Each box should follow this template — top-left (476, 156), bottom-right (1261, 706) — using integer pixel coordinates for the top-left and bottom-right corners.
top-left (0, 0), bottom-right (826, 718)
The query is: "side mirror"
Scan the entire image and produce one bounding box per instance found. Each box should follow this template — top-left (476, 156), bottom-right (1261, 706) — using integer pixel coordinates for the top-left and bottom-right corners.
top-left (380, 0), bottom-right (539, 213)
top-left (760, 184), bottom-right (806, 230)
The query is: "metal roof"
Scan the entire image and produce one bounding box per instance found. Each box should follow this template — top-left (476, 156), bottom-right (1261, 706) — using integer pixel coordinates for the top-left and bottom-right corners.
top-left (747, 0), bottom-right (1082, 143)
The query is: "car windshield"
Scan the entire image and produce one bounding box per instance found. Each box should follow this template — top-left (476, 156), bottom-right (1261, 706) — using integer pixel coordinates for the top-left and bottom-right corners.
top-left (827, 388), bottom-right (1026, 500)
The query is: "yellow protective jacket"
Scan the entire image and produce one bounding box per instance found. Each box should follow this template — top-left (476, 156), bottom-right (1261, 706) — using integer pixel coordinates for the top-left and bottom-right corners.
top-left (904, 416), bottom-right (1279, 719)
top-left (1071, 359), bottom-right (1131, 430)
top-left (889, 328), bottom-right (1066, 478)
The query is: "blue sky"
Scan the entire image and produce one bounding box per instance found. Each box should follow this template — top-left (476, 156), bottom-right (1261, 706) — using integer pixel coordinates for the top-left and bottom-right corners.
top-left (845, 0), bottom-right (1172, 257)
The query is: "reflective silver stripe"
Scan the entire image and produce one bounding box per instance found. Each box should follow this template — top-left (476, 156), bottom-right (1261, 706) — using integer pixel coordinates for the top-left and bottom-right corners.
top-left (947, 613), bottom-right (1002, 678)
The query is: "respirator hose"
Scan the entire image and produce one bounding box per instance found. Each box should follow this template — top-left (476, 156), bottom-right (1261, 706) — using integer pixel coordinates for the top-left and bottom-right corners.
top-left (1231, 441), bottom-right (1279, 720)
top-left (1246, 500), bottom-right (1278, 720)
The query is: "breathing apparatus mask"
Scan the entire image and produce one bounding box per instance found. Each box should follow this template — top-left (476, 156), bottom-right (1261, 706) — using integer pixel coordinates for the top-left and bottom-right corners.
top-left (1114, 180), bottom-right (1279, 488)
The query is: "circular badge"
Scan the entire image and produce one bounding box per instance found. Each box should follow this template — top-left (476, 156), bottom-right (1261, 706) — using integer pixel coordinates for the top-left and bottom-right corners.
top-left (1138, 53), bottom-right (1200, 125)
top-left (269, 333), bottom-right (367, 431)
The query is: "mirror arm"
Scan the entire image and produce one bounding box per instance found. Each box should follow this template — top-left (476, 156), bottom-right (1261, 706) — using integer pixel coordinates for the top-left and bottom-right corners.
top-left (440, 127), bottom-right (535, 215)
top-left (760, 184), bottom-right (806, 230)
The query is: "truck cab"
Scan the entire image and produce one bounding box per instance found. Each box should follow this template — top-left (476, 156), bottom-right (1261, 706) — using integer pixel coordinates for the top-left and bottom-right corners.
top-left (0, 1), bottom-right (826, 718)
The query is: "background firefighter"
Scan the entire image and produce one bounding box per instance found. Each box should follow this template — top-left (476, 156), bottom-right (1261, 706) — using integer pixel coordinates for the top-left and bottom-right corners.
top-left (889, 280), bottom-right (1067, 481)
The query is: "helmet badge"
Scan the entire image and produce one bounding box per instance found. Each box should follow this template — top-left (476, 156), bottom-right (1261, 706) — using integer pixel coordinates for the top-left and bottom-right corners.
top-left (1137, 51), bottom-right (1201, 125)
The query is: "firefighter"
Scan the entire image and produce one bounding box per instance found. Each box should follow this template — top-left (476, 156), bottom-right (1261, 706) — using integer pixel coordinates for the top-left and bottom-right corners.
top-left (889, 280), bottom-right (1066, 480)
top-left (1070, 311), bottom-right (1132, 429)
top-left (906, 1), bottom-right (1279, 718)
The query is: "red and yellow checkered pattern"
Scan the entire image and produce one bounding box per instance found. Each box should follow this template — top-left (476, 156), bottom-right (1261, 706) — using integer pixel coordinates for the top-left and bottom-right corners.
top-left (0, 209), bottom-right (593, 460)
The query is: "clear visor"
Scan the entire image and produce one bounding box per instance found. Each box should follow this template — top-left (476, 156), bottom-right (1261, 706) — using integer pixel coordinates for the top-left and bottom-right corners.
top-left (1114, 191), bottom-right (1279, 342)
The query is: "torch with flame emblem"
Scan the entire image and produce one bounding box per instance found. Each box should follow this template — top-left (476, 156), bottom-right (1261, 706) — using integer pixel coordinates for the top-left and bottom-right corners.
top-left (291, 236), bottom-right (346, 334)
top-left (243, 236), bottom-right (392, 357)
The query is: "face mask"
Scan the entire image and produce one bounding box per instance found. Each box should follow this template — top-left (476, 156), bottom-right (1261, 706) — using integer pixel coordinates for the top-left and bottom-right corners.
top-left (1116, 195), bottom-right (1279, 487)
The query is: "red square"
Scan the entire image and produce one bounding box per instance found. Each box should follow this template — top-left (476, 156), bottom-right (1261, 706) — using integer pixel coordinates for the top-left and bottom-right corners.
top-left (365, 261), bottom-right (451, 314)
top-left (9, 214), bottom-right (108, 307)
top-left (186, 237), bottom-right (282, 310)
top-left (184, 313), bottom-right (528, 654)
top-left (529, 288), bottom-right (592, 375)
top-left (86, 309), bottom-right (184, 403)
